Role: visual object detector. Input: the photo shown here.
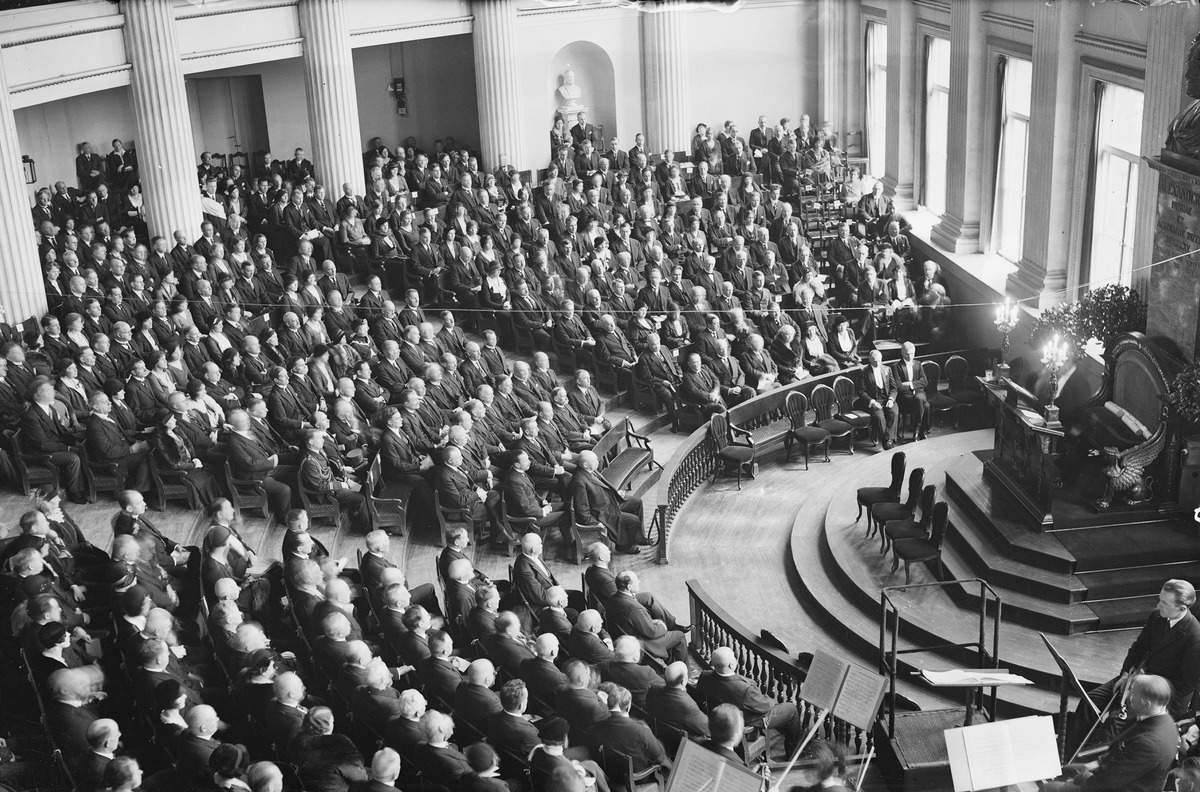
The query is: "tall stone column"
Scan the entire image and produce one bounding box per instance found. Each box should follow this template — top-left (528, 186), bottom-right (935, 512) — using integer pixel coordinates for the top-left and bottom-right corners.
top-left (818, 0), bottom-right (846, 142)
top-left (1133, 4), bottom-right (1200, 300)
top-left (641, 1), bottom-right (691, 154)
top-left (298, 0), bottom-right (365, 191)
top-left (0, 57), bottom-right (46, 322)
top-left (884, 0), bottom-right (916, 209)
top-left (931, 0), bottom-right (986, 253)
top-left (121, 0), bottom-right (203, 239)
top-left (1007, 0), bottom-right (1080, 305)
top-left (471, 0), bottom-right (525, 173)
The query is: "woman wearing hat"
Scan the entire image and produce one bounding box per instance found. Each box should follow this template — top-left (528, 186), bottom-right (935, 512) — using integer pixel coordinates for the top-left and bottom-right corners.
top-left (828, 314), bottom-right (862, 369)
top-left (151, 407), bottom-right (219, 503)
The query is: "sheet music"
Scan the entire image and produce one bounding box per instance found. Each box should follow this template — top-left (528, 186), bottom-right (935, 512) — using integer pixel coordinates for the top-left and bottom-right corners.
top-left (833, 664), bottom-right (888, 731)
top-left (944, 716), bottom-right (1061, 792)
top-left (802, 650), bottom-right (849, 710)
top-left (921, 669), bottom-right (1031, 686)
top-left (666, 740), bottom-right (763, 792)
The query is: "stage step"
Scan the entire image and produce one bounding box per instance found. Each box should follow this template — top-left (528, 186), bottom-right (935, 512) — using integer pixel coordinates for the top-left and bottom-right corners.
top-left (1087, 595), bottom-right (1160, 630)
top-left (944, 462), bottom-right (1075, 574)
top-left (1053, 520), bottom-right (1200, 573)
top-left (1076, 561), bottom-right (1200, 599)
top-left (943, 498), bottom-right (1087, 604)
top-left (936, 528), bottom-right (1100, 634)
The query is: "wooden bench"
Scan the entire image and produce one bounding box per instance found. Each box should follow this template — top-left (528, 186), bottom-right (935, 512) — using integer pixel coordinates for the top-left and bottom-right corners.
top-left (592, 418), bottom-right (661, 492)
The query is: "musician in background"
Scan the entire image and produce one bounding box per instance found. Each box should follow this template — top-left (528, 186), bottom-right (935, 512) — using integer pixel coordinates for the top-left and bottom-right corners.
top-left (1068, 579), bottom-right (1200, 755)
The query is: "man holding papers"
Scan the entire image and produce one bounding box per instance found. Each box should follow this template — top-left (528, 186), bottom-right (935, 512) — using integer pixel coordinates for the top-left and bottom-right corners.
top-left (695, 646), bottom-right (801, 761)
top-left (1042, 675), bottom-right (1178, 792)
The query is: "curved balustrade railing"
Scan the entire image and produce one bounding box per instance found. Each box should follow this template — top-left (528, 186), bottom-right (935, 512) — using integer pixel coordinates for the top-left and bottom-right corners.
top-left (654, 346), bottom-right (989, 563)
top-left (687, 580), bottom-right (873, 758)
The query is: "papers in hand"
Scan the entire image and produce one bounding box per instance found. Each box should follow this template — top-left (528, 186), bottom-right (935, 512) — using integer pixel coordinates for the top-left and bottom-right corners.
top-left (921, 669), bottom-right (1032, 687)
top-left (944, 715), bottom-right (1060, 792)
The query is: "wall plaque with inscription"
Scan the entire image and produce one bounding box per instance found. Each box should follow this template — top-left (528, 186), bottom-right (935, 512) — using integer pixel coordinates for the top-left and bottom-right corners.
top-left (1146, 153), bottom-right (1200, 358)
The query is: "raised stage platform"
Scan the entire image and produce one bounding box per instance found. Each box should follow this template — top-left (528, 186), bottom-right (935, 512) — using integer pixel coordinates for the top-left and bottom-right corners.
top-left (789, 428), bottom-right (1200, 718)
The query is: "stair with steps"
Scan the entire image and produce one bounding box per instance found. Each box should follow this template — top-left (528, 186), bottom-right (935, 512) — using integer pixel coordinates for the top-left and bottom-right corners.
top-left (938, 451), bottom-right (1200, 634)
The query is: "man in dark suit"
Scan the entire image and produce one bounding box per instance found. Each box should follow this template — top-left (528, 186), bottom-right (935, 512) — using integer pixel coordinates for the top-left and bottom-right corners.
top-left (86, 391), bottom-right (151, 491)
top-left (175, 704), bottom-right (224, 787)
top-left (227, 408), bottom-right (293, 524)
top-left (1048, 675), bottom-right (1180, 792)
top-left (502, 451), bottom-right (566, 540)
top-left (75, 718), bottom-right (120, 791)
top-left (571, 111), bottom-right (598, 152)
top-left (695, 646), bottom-right (800, 761)
top-left (418, 630), bottom-right (469, 708)
top-left (44, 668), bottom-right (101, 760)
top-left (1071, 580), bottom-right (1200, 754)
top-left (700, 705), bottom-right (747, 764)
top-left (22, 380), bottom-right (86, 501)
top-left (385, 689), bottom-right (427, 755)
top-left (455, 659), bottom-right (503, 737)
top-left (482, 612), bottom-right (535, 678)
top-left (712, 339), bottom-right (755, 406)
top-left (598, 636), bottom-right (666, 710)
top-left (488, 679), bottom-right (543, 765)
top-left (590, 683), bottom-right (669, 773)
top-left (519, 634), bottom-right (570, 707)
top-left (75, 142), bottom-right (105, 192)
top-left (646, 661), bottom-right (709, 739)
top-left (571, 449), bottom-right (646, 554)
top-left (634, 333), bottom-right (681, 420)
top-left (891, 341), bottom-right (930, 440)
top-left (434, 446), bottom-right (499, 535)
top-left (567, 609), bottom-right (615, 663)
top-left (604, 572), bottom-right (687, 663)
top-left (855, 180), bottom-right (896, 239)
top-left (680, 352), bottom-right (727, 416)
top-left (857, 350), bottom-right (899, 450)
top-left (414, 710), bottom-right (472, 787)
top-left (511, 532), bottom-right (565, 609)
top-left (556, 659), bottom-right (610, 743)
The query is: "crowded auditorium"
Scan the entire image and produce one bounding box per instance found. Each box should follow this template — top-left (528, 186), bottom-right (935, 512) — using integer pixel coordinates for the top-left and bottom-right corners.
top-left (2, 1), bottom-right (1200, 791)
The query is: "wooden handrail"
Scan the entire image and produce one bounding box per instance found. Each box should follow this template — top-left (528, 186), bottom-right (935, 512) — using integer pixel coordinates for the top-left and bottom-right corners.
top-left (687, 579), bottom-right (873, 758)
top-left (655, 347), bottom-right (989, 563)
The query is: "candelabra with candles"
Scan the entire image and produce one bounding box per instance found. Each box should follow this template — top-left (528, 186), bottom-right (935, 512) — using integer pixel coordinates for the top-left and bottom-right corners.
top-left (993, 300), bottom-right (1021, 382)
top-left (1041, 334), bottom-right (1071, 428)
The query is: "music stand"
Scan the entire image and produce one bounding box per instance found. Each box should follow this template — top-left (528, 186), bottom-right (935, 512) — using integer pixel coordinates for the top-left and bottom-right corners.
top-left (1040, 632), bottom-right (1101, 763)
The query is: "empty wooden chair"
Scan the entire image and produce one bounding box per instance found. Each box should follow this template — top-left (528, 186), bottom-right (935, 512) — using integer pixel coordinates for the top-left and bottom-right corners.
top-left (855, 451), bottom-right (906, 523)
top-left (710, 413), bottom-right (756, 490)
top-left (869, 467), bottom-right (925, 546)
top-left (784, 391), bottom-right (830, 470)
top-left (810, 383), bottom-right (854, 455)
top-left (883, 484), bottom-right (937, 555)
top-left (893, 501), bottom-right (950, 584)
top-left (923, 360), bottom-right (959, 430)
top-left (833, 375), bottom-right (875, 447)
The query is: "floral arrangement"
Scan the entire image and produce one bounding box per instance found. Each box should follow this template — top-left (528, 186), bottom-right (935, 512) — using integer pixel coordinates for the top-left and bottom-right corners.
top-left (1027, 285), bottom-right (1146, 353)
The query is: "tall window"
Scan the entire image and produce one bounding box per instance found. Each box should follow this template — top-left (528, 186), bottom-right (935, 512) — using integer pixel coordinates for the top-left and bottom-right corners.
top-left (1088, 83), bottom-right (1144, 287)
top-left (865, 21), bottom-right (888, 179)
top-left (992, 57), bottom-right (1033, 262)
top-left (922, 37), bottom-right (951, 216)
